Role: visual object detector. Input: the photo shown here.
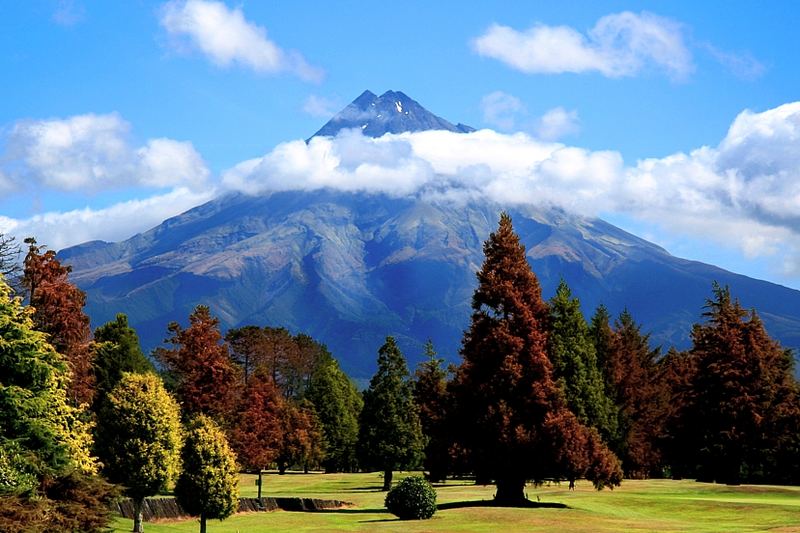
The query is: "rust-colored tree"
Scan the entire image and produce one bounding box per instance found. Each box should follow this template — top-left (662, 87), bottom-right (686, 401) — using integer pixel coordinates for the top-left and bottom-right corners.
top-left (229, 371), bottom-right (284, 473)
top-left (276, 400), bottom-right (325, 474)
top-left (591, 308), bottom-right (666, 478)
top-left (22, 238), bottom-right (94, 406)
top-left (451, 213), bottom-right (622, 505)
top-left (155, 305), bottom-right (239, 422)
top-left (673, 285), bottom-right (800, 484)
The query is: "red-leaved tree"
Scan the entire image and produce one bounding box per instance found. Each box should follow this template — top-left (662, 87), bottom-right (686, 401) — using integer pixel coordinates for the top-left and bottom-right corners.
top-left (451, 213), bottom-right (622, 504)
top-left (22, 238), bottom-right (94, 405)
top-left (155, 305), bottom-right (239, 422)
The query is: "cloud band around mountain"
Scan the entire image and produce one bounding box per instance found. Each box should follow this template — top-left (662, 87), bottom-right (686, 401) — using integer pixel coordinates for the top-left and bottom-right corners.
top-left (222, 102), bottom-right (800, 275)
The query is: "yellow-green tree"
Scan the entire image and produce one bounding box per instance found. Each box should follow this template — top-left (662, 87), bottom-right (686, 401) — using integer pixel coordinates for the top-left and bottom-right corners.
top-left (96, 372), bottom-right (182, 533)
top-left (0, 276), bottom-right (109, 532)
top-left (175, 415), bottom-right (239, 533)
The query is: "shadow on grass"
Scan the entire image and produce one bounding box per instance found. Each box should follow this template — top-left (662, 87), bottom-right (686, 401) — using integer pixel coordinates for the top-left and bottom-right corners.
top-left (305, 507), bottom-right (386, 514)
top-left (438, 500), bottom-right (569, 510)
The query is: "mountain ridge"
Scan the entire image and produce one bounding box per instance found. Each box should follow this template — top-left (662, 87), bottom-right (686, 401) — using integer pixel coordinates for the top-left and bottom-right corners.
top-left (59, 91), bottom-right (800, 377)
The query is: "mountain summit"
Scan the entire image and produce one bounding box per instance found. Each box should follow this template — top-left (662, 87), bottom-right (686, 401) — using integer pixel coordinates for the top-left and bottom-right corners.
top-left (310, 90), bottom-right (475, 139)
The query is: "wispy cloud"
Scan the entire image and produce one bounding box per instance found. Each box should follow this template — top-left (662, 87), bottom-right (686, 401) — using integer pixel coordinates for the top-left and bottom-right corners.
top-left (52, 0), bottom-right (85, 27)
top-left (473, 12), bottom-right (693, 80)
top-left (0, 188), bottom-right (216, 251)
top-left (2, 112), bottom-right (209, 192)
top-left (481, 91), bottom-right (525, 130)
top-left (302, 95), bottom-right (342, 118)
top-left (481, 92), bottom-right (579, 140)
top-left (703, 44), bottom-right (766, 80)
top-left (160, 0), bottom-right (323, 82)
top-left (535, 107), bottom-right (580, 141)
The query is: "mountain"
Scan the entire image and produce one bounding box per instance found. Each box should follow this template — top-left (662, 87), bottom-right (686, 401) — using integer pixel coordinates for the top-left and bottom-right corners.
top-left (59, 92), bottom-right (800, 379)
top-left (310, 90), bottom-right (474, 139)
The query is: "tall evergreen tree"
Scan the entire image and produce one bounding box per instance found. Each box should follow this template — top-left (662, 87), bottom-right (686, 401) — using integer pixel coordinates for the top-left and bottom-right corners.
top-left (155, 306), bottom-right (239, 422)
top-left (676, 284), bottom-right (800, 484)
top-left (612, 311), bottom-right (665, 477)
top-left (451, 213), bottom-right (622, 504)
top-left (357, 336), bottom-right (425, 491)
top-left (548, 281), bottom-right (618, 442)
top-left (92, 313), bottom-right (154, 409)
top-left (413, 340), bottom-right (451, 482)
top-left (175, 415), bottom-right (239, 533)
top-left (306, 354), bottom-right (362, 473)
top-left (96, 373), bottom-right (182, 533)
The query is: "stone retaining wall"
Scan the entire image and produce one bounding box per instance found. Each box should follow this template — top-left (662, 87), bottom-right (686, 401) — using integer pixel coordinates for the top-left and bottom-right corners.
top-left (114, 496), bottom-right (352, 521)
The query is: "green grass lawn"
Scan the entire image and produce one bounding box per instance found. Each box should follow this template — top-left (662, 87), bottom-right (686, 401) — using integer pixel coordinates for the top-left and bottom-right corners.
top-left (111, 472), bottom-right (800, 533)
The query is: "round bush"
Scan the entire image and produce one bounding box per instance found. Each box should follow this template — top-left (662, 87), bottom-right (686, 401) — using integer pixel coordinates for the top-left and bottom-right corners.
top-left (385, 476), bottom-right (437, 520)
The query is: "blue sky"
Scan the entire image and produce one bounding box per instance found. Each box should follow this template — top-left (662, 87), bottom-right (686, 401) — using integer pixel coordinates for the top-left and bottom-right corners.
top-left (1, 0), bottom-right (799, 289)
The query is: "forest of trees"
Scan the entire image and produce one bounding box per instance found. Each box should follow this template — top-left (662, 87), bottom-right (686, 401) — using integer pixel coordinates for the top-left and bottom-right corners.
top-left (1, 214), bottom-right (800, 530)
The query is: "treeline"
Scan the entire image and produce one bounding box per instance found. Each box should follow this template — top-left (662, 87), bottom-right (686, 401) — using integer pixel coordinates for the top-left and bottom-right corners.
top-left (2, 212), bottom-right (800, 529)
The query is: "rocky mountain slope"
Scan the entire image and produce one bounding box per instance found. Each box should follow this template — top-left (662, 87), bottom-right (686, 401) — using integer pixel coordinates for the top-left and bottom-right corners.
top-left (60, 92), bottom-right (800, 378)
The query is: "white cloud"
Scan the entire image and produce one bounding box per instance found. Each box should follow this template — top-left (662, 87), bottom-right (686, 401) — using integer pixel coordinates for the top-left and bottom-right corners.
top-left (3, 113), bottom-right (209, 192)
top-left (0, 187), bottom-right (216, 251)
top-left (221, 102), bottom-right (800, 277)
top-left (473, 12), bottom-right (693, 80)
top-left (302, 95), bottom-right (342, 118)
top-left (160, 0), bottom-right (323, 82)
top-left (535, 107), bottom-right (580, 141)
top-left (481, 91), bottom-right (525, 130)
top-left (481, 92), bottom-right (580, 140)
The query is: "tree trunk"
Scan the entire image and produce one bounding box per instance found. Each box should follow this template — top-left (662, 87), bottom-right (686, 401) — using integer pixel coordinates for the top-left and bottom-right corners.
top-left (257, 470), bottom-right (263, 499)
top-left (382, 469), bottom-right (393, 491)
top-left (132, 497), bottom-right (144, 533)
top-left (200, 512), bottom-right (206, 533)
top-left (278, 462), bottom-right (287, 475)
top-left (494, 477), bottom-right (527, 506)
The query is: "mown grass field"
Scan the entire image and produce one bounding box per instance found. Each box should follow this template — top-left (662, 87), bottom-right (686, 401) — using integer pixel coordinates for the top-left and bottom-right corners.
top-left (111, 472), bottom-right (800, 532)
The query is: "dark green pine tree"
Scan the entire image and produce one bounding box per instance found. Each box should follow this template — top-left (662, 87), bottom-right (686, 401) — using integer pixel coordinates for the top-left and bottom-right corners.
top-left (589, 304), bottom-right (614, 385)
top-left (92, 314), bottom-right (154, 409)
top-left (357, 336), bottom-right (425, 490)
top-left (548, 281), bottom-right (618, 443)
top-left (413, 340), bottom-right (450, 482)
top-left (306, 353), bottom-right (362, 473)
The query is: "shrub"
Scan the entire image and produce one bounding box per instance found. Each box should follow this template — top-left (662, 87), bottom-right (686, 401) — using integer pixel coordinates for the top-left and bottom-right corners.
top-left (385, 475), bottom-right (437, 520)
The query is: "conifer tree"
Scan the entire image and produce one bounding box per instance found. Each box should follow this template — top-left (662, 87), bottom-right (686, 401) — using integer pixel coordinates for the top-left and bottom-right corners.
top-left (306, 354), bottom-right (363, 473)
top-left (548, 281), bottom-right (618, 442)
top-left (451, 213), bottom-right (621, 504)
top-left (155, 305), bottom-right (239, 422)
top-left (92, 313), bottom-right (154, 409)
top-left (600, 310), bottom-right (665, 477)
top-left (357, 336), bottom-right (425, 491)
top-left (96, 373), bottom-right (182, 533)
top-left (413, 340), bottom-right (451, 482)
top-left (175, 415), bottom-right (239, 533)
top-left (22, 238), bottom-right (94, 405)
top-left (677, 284), bottom-right (800, 484)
